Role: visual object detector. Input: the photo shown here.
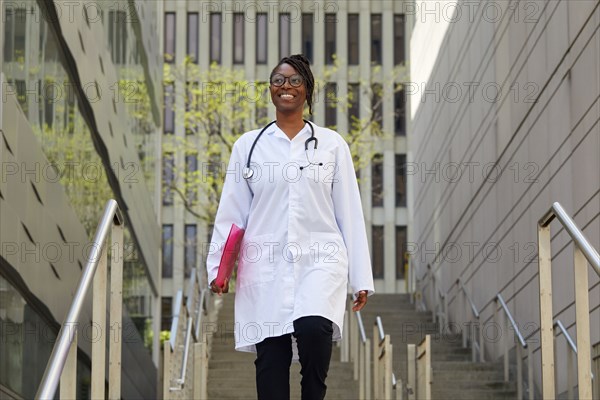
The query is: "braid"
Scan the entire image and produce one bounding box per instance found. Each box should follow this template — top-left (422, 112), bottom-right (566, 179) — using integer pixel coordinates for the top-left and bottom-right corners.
top-left (271, 54), bottom-right (315, 115)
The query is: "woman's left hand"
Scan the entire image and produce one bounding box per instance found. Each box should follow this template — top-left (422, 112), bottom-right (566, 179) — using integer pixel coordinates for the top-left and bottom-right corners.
top-left (352, 290), bottom-right (368, 312)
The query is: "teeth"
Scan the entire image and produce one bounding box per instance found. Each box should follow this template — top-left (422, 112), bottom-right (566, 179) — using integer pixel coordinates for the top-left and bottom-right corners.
top-left (280, 94), bottom-right (294, 99)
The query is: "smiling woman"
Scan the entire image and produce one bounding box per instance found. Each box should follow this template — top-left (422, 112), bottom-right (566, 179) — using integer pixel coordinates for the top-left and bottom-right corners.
top-left (206, 54), bottom-right (374, 400)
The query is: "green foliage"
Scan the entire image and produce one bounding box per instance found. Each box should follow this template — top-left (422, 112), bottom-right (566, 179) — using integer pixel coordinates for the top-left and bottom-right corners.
top-left (163, 56), bottom-right (408, 221)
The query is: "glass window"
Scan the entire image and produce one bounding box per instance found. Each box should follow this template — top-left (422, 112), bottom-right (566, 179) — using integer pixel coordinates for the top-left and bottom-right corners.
top-left (164, 83), bottom-right (175, 134)
top-left (348, 83), bottom-right (360, 130)
top-left (256, 13), bottom-right (268, 64)
top-left (394, 14), bottom-right (406, 65)
top-left (187, 12), bottom-right (199, 63)
top-left (372, 83), bottom-right (383, 127)
top-left (164, 12), bottom-right (176, 63)
top-left (233, 13), bottom-right (244, 64)
top-left (162, 153), bottom-right (174, 205)
top-left (162, 225), bottom-right (174, 278)
top-left (184, 225), bottom-right (197, 278)
top-left (395, 88), bottom-right (406, 136)
top-left (396, 154), bottom-right (406, 207)
top-left (109, 10), bottom-right (127, 64)
top-left (325, 83), bottom-right (337, 128)
top-left (371, 14), bottom-right (382, 65)
top-left (279, 13), bottom-right (291, 59)
top-left (3, 7), bottom-right (26, 63)
top-left (372, 153), bottom-right (383, 207)
top-left (302, 14), bottom-right (314, 63)
top-left (185, 153), bottom-right (198, 203)
top-left (325, 13), bottom-right (336, 65)
top-left (210, 13), bottom-right (222, 64)
top-left (396, 226), bottom-right (407, 279)
top-left (372, 226), bottom-right (384, 279)
top-left (161, 297), bottom-right (172, 331)
top-left (348, 14), bottom-right (359, 65)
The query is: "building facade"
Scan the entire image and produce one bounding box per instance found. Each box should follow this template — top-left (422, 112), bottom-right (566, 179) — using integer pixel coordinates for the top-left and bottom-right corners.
top-left (410, 0), bottom-right (600, 395)
top-left (1, 1), bottom-right (163, 398)
top-left (160, 0), bottom-right (412, 319)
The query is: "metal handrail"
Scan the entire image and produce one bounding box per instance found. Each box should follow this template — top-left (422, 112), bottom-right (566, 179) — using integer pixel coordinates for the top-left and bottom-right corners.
top-left (169, 290), bottom-right (184, 351)
top-left (36, 200), bottom-right (123, 400)
top-left (457, 279), bottom-right (480, 319)
top-left (169, 267), bottom-right (211, 391)
top-left (554, 320), bottom-right (595, 380)
top-left (355, 311), bottom-right (367, 343)
top-left (554, 320), bottom-right (577, 354)
top-left (538, 202), bottom-right (598, 399)
top-left (539, 202), bottom-right (600, 274)
top-left (496, 294), bottom-right (527, 348)
top-left (375, 316), bottom-right (398, 396)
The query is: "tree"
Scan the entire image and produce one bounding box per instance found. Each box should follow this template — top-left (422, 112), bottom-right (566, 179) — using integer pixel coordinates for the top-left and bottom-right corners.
top-left (163, 57), bottom-right (408, 222)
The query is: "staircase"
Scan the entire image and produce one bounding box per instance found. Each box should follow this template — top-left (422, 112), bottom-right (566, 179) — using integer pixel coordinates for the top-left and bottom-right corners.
top-left (208, 293), bottom-right (516, 399)
top-left (361, 294), bottom-right (517, 400)
top-left (207, 295), bottom-right (358, 399)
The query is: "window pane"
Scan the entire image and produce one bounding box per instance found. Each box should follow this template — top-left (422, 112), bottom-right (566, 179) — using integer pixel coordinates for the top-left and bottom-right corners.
top-left (161, 297), bottom-right (172, 331)
top-left (164, 12), bottom-right (175, 63)
top-left (184, 225), bottom-right (197, 278)
top-left (187, 12), bottom-right (199, 63)
top-left (302, 14), bottom-right (314, 63)
top-left (372, 226), bottom-right (384, 279)
top-left (325, 13), bottom-right (336, 65)
top-left (279, 13), bottom-right (291, 59)
top-left (164, 83), bottom-right (174, 133)
top-left (233, 13), bottom-right (244, 64)
top-left (162, 153), bottom-right (174, 205)
top-left (394, 14), bottom-right (406, 65)
top-left (256, 13), bottom-right (268, 64)
top-left (162, 225), bottom-right (174, 278)
top-left (372, 153), bottom-right (383, 207)
top-left (396, 226), bottom-right (407, 279)
top-left (395, 88), bottom-right (406, 136)
top-left (348, 14), bottom-right (359, 65)
top-left (325, 82), bottom-right (337, 128)
top-left (372, 83), bottom-right (382, 128)
top-left (210, 13), bottom-right (221, 64)
top-left (348, 83), bottom-right (360, 130)
top-left (395, 154), bottom-right (406, 207)
top-left (371, 14), bottom-right (382, 64)
top-left (185, 153), bottom-right (198, 203)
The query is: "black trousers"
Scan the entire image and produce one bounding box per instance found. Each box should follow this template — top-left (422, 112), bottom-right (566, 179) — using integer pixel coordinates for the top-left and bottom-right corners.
top-left (255, 316), bottom-right (333, 400)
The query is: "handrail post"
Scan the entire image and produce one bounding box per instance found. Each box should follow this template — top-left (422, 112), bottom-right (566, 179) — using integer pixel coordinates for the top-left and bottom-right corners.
top-left (407, 344), bottom-right (416, 400)
top-left (109, 222), bottom-right (123, 399)
top-left (527, 345), bottom-right (533, 400)
top-left (365, 338), bottom-right (371, 400)
top-left (516, 343), bottom-right (523, 399)
top-left (537, 223), bottom-right (556, 399)
top-left (91, 242), bottom-right (108, 399)
top-left (59, 334), bottom-right (77, 399)
top-left (373, 324), bottom-right (379, 399)
top-left (573, 246), bottom-right (594, 399)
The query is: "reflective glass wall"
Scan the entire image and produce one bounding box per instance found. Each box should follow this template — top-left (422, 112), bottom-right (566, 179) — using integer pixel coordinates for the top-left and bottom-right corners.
top-left (2, 2), bottom-right (161, 395)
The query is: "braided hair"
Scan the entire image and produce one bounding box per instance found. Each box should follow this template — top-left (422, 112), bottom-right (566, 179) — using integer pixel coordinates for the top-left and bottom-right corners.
top-left (271, 54), bottom-right (315, 115)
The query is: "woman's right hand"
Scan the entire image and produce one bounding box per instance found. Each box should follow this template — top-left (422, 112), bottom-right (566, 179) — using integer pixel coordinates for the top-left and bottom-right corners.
top-left (210, 278), bottom-right (229, 296)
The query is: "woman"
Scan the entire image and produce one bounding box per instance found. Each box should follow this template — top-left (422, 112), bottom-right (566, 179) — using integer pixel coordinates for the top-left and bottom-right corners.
top-left (207, 54), bottom-right (374, 400)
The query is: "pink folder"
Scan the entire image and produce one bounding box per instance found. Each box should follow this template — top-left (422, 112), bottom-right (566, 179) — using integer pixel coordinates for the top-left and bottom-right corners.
top-left (215, 224), bottom-right (245, 288)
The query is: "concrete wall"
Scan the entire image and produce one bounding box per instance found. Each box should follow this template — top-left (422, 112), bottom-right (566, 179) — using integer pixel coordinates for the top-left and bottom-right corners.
top-left (410, 0), bottom-right (599, 393)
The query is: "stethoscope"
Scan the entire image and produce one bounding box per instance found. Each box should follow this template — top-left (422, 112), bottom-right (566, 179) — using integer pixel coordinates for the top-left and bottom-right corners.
top-left (242, 119), bottom-right (322, 179)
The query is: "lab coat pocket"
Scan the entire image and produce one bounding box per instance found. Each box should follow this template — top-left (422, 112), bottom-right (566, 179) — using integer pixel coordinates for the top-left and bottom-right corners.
top-left (237, 233), bottom-right (276, 289)
top-left (297, 150), bottom-right (337, 187)
top-left (309, 232), bottom-right (348, 275)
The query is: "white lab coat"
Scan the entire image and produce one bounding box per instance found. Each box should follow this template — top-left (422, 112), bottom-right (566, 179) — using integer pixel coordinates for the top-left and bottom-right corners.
top-left (206, 122), bottom-right (374, 353)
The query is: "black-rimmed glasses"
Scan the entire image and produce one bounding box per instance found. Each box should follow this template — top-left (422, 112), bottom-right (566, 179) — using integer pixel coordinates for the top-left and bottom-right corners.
top-left (270, 73), bottom-right (304, 87)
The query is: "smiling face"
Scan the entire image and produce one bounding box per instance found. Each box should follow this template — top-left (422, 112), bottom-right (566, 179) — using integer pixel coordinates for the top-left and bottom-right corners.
top-left (269, 63), bottom-right (307, 116)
